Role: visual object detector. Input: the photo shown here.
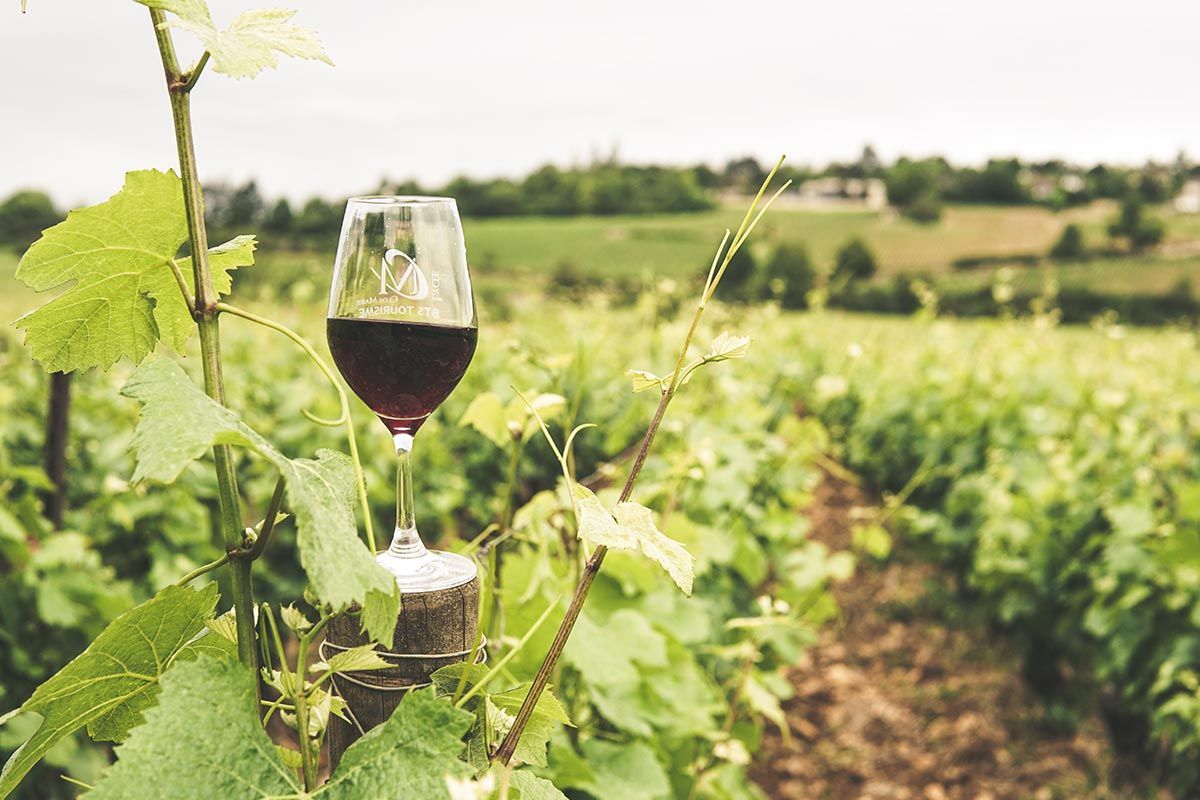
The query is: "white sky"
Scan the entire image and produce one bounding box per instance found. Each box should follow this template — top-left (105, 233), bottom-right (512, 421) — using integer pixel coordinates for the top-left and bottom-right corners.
top-left (2, 0), bottom-right (1199, 205)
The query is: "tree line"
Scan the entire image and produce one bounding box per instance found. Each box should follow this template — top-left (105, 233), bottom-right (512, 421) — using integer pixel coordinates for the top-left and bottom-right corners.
top-left (3, 150), bottom-right (1200, 249)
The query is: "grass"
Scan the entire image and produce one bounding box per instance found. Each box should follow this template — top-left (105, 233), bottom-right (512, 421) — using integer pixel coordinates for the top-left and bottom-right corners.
top-left (463, 203), bottom-right (1113, 279)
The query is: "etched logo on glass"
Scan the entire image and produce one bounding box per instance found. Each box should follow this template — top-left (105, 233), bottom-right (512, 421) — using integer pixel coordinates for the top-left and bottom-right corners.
top-left (373, 248), bottom-right (430, 300)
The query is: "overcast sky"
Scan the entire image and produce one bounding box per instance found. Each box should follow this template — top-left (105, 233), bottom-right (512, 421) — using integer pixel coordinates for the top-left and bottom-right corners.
top-left (3, 0), bottom-right (1200, 206)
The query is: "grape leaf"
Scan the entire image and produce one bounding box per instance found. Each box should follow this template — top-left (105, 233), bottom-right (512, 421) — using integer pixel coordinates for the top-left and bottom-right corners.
top-left (120, 357), bottom-right (401, 646)
top-left (431, 662), bottom-right (572, 768)
top-left (319, 688), bottom-right (474, 799)
top-left (570, 740), bottom-right (670, 800)
top-left (139, 1), bottom-right (332, 80)
top-left (14, 169), bottom-right (255, 372)
top-left (704, 331), bottom-right (751, 361)
top-left (571, 485), bottom-right (694, 595)
top-left (510, 771), bottom-right (569, 800)
top-left (315, 643), bottom-right (390, 675)
top-left (563, 610), bottom-right (667, 689)
top-left (624, 369), bottom-right (663, 394)
top-left (85, 656), bottom-right (298, 799)
top-left (0, 584), bottom-right (220, 798)
top-left (87, 659), bottom-right (471, 800)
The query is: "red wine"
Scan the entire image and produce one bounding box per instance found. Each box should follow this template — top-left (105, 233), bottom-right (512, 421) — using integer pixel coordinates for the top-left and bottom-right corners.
top-left (327, 318), bottom-right (478, 435)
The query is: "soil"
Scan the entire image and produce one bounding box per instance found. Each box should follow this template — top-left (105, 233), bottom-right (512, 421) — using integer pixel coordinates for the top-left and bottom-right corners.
top-left (751, 473), bottom-right (1167, 800)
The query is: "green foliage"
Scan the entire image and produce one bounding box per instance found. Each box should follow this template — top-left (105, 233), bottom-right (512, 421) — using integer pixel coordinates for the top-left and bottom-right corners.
top-left (787, 312), bottom-right (1200, 793)
top-left (0, 191), bottom-right (59, 251)
top-left (884, 157), bottom-right (944, 222)
top-left (1108, 195), bottom-right (1165, 252)
top-left (14, 170), bottom-right (255, 372)
top-left (120, 358), bottom-right (400, 646)
top-left (0, 585), bottom-right (224, 796)
top-left (88, 656), bottom-right (473, 799)
top-left (1049, 223), bottom-right (1086, 260)
top-left (830, 237), bottom-right (878, 286)
top-left (757, 243), bottom-right (815, 309)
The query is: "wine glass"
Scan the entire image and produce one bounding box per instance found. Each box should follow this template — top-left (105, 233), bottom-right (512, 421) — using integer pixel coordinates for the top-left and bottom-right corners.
top-left (327, 196), bottom-right (478, 593)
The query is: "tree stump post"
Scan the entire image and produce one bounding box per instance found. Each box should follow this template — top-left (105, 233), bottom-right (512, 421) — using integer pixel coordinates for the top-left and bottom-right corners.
top-left (323, 577), bottom-right (481, 770)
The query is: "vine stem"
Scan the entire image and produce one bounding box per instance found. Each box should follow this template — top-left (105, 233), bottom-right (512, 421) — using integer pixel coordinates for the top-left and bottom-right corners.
top-left (216, 301), bottom-right (377, 552)
top-left (147, 8), bottom-right (256, 672)
top-left (493, 159), bottom-right (790, 765)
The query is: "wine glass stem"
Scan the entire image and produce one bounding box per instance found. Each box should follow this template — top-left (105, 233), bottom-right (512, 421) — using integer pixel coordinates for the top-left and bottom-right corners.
top-left (389, 432), bottom-right (426, 558)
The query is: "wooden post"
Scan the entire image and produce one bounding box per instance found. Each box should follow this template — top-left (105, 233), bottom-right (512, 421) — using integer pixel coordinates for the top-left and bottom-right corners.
top-left (42, 371), bottom-right (71, 530)
top-left (324, 577), bottom-right (481, 770)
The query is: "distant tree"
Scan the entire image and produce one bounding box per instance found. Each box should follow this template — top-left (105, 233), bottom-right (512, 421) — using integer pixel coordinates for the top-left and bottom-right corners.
top-left (1136, 172), bottom-right (1169, 204)
top-left (947, 158), bottom-right (1029, 204)
top-left (262, 198), bottom-right (294, 235)
top-left (1049, 223), bottom-right (1086, 260)
top-left (885, 158), bottom-right (944, 221)
top-left (0, 190), bottom-right (60, 249)
top-left (294, 197), bottom-right (341, 238)
top-left (522, 165), bottom-right (581, 216)
top-left (722, 157), bottom-right (767, 192)
top-left (225, 181), bottom-right (265, 228)
top-left (859, 144), bottom-right (883, 176)
top-left (1108, 195), bottom-right (1165, 252)
top-left (1086, 165), bottom-right (1131, 199)
top-left (831, 237), bottom-right (878, 286)
top-left (690, 163), bottom-right (721, 189)
top-left (758, 243), bottom-right (816, 309)
top-left (714, 244), bottom-right (757, 301)
top-left (906, 191), bottom-right (943, 224)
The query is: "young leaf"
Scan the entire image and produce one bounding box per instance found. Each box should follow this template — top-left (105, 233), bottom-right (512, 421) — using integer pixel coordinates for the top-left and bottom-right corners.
top-left (85, 656), bottom-right (299, 799)
top-left (14, 170), bottom-right (254, 372)
top-left (704, 331), bottom-right (751, 361)
top-left (571, 485), bottom-right (694, 595)
top-left (279, 603), bottom-right (312, 633)
top-left (624, 369), bottom-right (663, 394)
top-left (0, 585), bottom-right (220, 797)
top-left (120, 357), bottom-right (401, 646)
top-left (140, 1), bottom-right (333, 80)
top-left (318, 643), bottom-right (390, 675)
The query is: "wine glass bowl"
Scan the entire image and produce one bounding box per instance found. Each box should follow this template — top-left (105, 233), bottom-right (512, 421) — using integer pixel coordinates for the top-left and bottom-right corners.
top-left (327, 196), bottom-right (478, 592)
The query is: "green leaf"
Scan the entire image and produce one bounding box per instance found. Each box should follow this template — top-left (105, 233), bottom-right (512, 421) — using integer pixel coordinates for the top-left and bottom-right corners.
top-left (571, 485), bottom-right (694, 595)
top-left (318, 643), bottom-right (390, 675)
top-left (431, 662), bottom-right (572, 768)
top-left (460, 392), bottom-right (510, 449)
top-left (0, 585), bottom-right (220, 797)
top-left (510, 771), bottom-right (569, 800)
top-left (624, 369), bottom-right (663, 394)
top-left (140, 1), bottom-right (333, 80)
top-left (704, 331), bottom-right (751, 361)
top-left (85, 656), bottom-right (298, 799)
top-left (320, 689), bottom-right (474, 799)
top-left (563, 609), bottom-right (667, 688)
top-left (741, 673), bottom-right (788, 736)
top-left (852, 523), bottom-right (892, 560)
top-left (461, 391), bottom-right (567, 447)
top-left (120, 357), bottom-right (400, 645)
top-left (87, 659), bottom-right (471, 799)
top-left (280, 604), bottom-right (312, 633)
top-left (489, 685), bottom-right (570, 768)
top-left (14, 170), bottom-right (254, 372)
top-left (573, 740), bottom-right (670, 800)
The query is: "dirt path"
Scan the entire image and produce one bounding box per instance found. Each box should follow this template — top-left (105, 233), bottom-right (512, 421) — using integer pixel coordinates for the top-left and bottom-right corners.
top-left (752, 474), bottom-right (1162, 800)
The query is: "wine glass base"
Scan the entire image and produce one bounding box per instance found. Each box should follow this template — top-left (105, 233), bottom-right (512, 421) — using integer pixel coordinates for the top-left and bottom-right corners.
top-left (375, 548), bottom-right (477, 594)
